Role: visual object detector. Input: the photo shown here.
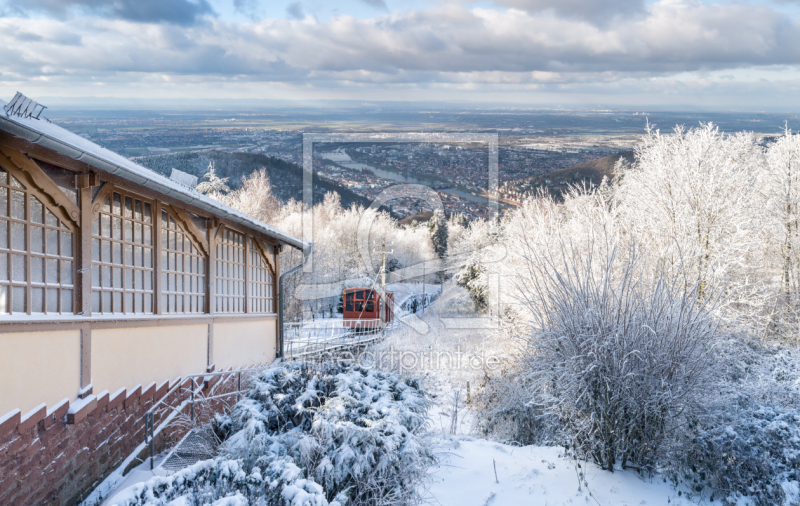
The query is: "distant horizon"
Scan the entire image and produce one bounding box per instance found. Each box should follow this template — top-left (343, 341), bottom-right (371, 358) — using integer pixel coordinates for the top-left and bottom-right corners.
top-left (12, 95), bottom-right (800, 115)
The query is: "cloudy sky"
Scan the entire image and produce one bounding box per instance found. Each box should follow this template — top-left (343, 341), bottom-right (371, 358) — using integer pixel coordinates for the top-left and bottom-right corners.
top-left (3, 0), bottom-right (800, 109)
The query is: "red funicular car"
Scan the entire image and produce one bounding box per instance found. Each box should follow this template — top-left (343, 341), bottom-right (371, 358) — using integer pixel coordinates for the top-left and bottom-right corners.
top-left (343, 288), bottom-right (394, 330)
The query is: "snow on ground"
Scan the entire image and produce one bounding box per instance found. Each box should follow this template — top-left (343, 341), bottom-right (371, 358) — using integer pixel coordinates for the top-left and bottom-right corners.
top-left (85, 281), bottom-right (705, 506)
top-left (383, 281), bottom-right (699, 506)
top-left (427, 438), bottom-right (693, 506)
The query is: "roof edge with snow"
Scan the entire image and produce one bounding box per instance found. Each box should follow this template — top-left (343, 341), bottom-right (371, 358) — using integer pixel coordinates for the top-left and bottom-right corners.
top-left (0, 98), bottom-right (306, 250)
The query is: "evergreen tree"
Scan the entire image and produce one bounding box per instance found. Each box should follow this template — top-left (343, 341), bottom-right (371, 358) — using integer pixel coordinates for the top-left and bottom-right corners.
top-left (428, 208), bottom-right (449, 258)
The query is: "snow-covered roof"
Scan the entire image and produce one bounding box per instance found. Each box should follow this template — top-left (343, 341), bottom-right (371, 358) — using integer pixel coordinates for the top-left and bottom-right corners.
top-left (0, 97), bottom-right (306, 250)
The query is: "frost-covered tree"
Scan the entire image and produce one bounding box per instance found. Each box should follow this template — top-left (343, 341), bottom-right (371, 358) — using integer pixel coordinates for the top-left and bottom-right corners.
top-left (220, 168), bottom-right (281, 225)
top-left (764, 129), bottom-right (800, 315)
top-left (196, 164), bottom-right (231, 198)
top-left (616, 123), bottom-right (767, 321)
top-left (428, 209), bottom-right (448, 258)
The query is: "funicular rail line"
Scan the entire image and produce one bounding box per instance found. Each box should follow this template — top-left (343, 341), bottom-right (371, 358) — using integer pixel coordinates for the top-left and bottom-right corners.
top-left (283, 319), bottom-right (390, 360)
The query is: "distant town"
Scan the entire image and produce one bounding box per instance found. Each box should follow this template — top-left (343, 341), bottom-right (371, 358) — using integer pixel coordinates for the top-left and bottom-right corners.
top-left (53, 107), bottom-right (793, 222)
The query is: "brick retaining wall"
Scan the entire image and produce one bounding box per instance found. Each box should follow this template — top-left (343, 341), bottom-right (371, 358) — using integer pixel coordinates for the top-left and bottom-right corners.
top-left (0, 369), bottom-right (250, 506)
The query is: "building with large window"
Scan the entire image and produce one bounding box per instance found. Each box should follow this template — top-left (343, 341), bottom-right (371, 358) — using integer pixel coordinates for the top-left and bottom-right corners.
top-left (0, 95), bottom-right (305, 505)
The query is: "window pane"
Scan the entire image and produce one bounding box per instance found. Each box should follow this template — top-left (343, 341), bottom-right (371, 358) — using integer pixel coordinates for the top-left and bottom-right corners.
top-left (0, 253), bottom-right (6, 281)
top-left (31, 287), bottom-right (44, 313)
top-left (47, 288), bottom-right (58, 313)
top-left (62, 232), bottom-right (72, 258)
top-left (112, 241), bottom-right (121, 264)
top-left (11, 254), bottom-right (25, 282)
top-left (30, 196), bottom-right (43, 225)
top-left (0, 220), bottom-right (7, 249)
top-left (61, 260), bottom-right (72, 285)
top-left (47, 258), bottom-right (58, 284)
top-left (11, 222), bottom-right (24, 251)
top-left (31, 256), bottom-right (43, 283)
top-left (101, 214), bottom-right (110, 237)
top-left (45, 209), bottom-right (57, 228)
top-left (46, 228), bottom-right (58, 255)
top-left (102, 240), bottom-right (111, 262)
top-left (124, 196), bottom-right (133, 218)
top-left (112, 217), bottom-right (121, 240)
top-left (10, 190), bottom-right (24, 220)
top-left (12, 286), bottom-right (25, 313)
top-left (0, 286), bottom-right (7, 313)
top-left (31, 226), bottom-right (43, 254)
top-left (113, 193), bottom-right (121, 216)
top-left (62, 289), bottom-right (72, 313)
top-left (0, 187), bottom-right (8, 218)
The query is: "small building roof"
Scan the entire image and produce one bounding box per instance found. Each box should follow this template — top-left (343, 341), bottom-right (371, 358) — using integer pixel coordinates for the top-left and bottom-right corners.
top-left (0, 97), bottom-right (306, 250)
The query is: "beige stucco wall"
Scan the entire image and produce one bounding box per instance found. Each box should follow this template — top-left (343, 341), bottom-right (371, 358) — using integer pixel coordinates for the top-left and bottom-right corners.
top-left (213, 319), bottom-right (276, 370)
top-left (0, 329), bottom-right (81, 415)
top-left (91, 324), bottom-right (208, 395)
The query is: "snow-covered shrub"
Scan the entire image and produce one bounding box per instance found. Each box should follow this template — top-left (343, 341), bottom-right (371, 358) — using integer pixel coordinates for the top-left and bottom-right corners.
top-left (223, 362), bottom-right (434, 506)
top-left (112, 458), bottom-right (335, 506)
top-left (114, 362), bottom-right (433, 506)
top-left (508, 242), bottom-right (718, 472)
top-left (665, 404), bottom-right (800, 506)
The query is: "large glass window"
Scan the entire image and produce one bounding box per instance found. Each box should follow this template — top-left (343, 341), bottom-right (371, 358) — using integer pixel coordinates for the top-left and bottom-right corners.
top-left (161, 209), bottom-right (206, 314)
top-left (215, 228), bottom-right (244, 313)
top-left (248, 238), bottom-right (275, 313)
top-left (0, 168), bottom-right (74, 314)
top-left (91, 190), bottom-right (154, 314)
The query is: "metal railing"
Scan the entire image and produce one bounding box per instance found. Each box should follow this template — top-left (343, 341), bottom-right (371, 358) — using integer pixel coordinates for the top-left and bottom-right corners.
top-left (283, 319), bottom-right (387, 360)
top-left (143, 366), bottom-right (261, 470)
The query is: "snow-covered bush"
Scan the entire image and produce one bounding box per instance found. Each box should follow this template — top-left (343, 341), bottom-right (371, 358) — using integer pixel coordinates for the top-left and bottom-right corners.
top-left (111, 458), bottom-right (335, 506)
top-left (665, 403), bottom-right (800, 505)
top-left (506, 242), bottom-right (718, 472)
top-left (113, 362), bottom-right (433, 506)
top-left (222, 362), bottom-right (433, 506)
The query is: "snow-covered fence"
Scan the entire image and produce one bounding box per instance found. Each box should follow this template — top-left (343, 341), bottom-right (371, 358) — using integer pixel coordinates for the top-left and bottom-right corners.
top-left (283, 319), bottom-right (386, 360)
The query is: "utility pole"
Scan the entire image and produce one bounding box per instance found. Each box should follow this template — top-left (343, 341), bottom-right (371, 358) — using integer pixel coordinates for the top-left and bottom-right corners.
top-left (374, 240), bottom-right (393, 326)
top-left (422, 260), bottom-right (426, 316)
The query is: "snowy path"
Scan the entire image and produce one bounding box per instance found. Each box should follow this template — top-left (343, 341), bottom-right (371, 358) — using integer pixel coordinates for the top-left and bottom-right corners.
top-left (428, 438), bottom-right (694, 506)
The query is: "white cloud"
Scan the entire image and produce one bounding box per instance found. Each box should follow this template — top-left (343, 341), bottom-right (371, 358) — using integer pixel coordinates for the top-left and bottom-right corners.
top-left (1, 0), bottom-right (800, 105)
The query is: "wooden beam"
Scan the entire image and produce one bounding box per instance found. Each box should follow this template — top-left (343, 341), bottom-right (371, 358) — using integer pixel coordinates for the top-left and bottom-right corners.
top-left (254, 238), bottom-right (276, 274)
top-left (0, 147), bottom-right (80, 227)
top-left (207, 225), bottom-right (217, 314)
top-left (168, 205), bottom-right (209, 256)
top-left (244, 235), bottom-right (250, 313)
top-left (154, 200), bottom-right (163, 316)
top-left (274, 245), bottom-right (280, 315)
top-left (91, 183), bottom-right (115, 216)
top-left (80, 323), bottom-right (91, 389)
top-left (79, 186), bottom-right (93, 316)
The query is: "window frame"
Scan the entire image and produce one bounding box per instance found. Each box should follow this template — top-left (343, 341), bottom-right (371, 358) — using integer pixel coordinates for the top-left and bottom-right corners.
top-left (90, 187), bottom-right (156, 315)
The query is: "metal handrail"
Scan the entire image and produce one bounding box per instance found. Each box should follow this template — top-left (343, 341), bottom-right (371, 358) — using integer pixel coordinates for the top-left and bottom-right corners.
top-left (143, 364), bottom-right (265, 470)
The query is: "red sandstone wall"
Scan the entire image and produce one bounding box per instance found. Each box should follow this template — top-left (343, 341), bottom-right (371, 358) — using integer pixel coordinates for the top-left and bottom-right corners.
top-left (0, 371), bottom-right (243, 506)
